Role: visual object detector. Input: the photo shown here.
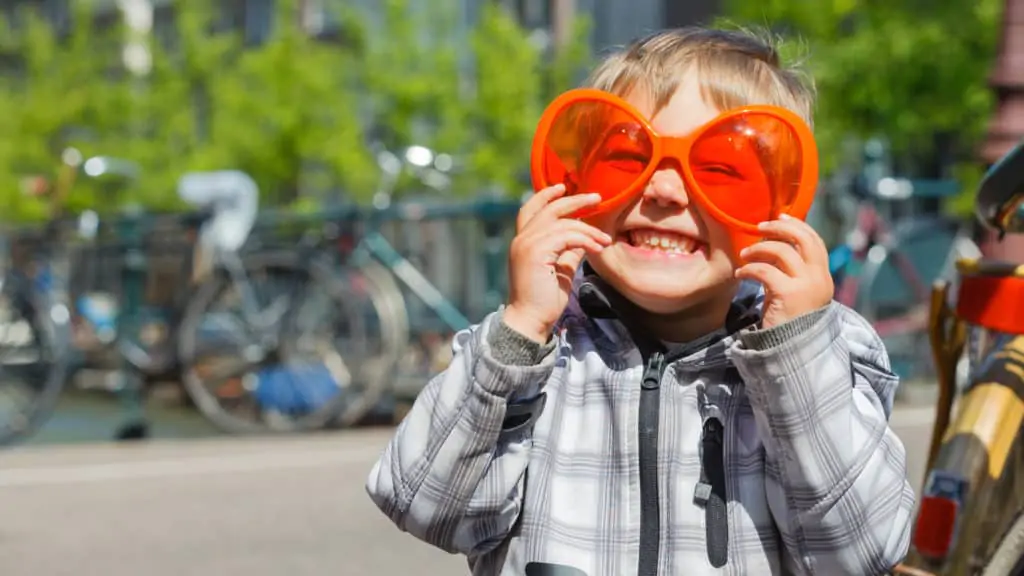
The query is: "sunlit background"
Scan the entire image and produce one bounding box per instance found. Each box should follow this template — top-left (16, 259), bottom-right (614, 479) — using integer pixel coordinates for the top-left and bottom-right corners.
top-left (0, 0), bottom-right (1020, 574)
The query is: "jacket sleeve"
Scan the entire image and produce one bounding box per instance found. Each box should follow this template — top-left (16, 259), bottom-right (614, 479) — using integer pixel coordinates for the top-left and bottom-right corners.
top-left (365, 310), bottom-right (558, 556)
top-left (730, 301), bottom-right (915, 575)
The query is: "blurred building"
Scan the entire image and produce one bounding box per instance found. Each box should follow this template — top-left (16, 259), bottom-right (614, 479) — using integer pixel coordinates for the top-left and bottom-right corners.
top-left (293, 0), bottom-right (723, 53)
top-left (0, 0), bottom-right (721, 58)
top-left (981, 0), bottom-right (1024, 165)
top-left (500, 0), bottom-right (720, 51)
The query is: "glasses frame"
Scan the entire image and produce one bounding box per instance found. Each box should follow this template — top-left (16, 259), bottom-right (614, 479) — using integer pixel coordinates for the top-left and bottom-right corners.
top-left (530, 88), bottom-right (820, 235)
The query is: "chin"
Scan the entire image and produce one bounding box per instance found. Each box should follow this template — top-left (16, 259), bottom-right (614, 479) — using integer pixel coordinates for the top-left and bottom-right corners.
top-left (625, 291), bottom-right (701, 314)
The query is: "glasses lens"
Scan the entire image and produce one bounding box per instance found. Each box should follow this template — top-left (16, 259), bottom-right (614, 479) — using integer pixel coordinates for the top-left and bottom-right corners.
top-left (541, 100), bottom-right (653, 203)
top-left (689, 112), bottom-right (804, 224)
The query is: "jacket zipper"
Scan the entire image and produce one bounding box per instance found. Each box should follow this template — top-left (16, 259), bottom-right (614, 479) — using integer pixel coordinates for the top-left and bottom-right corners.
top-left (637, 350), bottom-right (666, 576)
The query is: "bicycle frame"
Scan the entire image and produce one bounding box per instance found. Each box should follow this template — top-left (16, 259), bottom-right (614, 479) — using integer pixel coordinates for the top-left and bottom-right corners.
top-left (312, 199), bottom-right (520, 334)
top-left (833, 201), bottom-right (931, 309)
top-left (891, 139), bottom-right (1024, 575)
top-left (357, 232), bottom-right (471, 331)
top-left (830, 201), bottom-right (887, 280)
top-left (895, 259), bottom-right (1024, 575)
top-left (358, 200), bottom-right (519, 327)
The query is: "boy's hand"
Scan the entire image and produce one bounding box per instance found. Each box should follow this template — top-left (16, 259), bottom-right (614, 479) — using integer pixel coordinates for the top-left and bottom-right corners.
top-left (503, 184), bottom-right (612, 343)
top-left (734, 214), bottom-right (834, 330)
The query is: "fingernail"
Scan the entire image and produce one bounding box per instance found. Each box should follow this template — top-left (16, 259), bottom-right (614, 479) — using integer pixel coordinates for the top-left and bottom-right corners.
top-left (587, 193), bottom-right (603, 202)
top-left (779, 213), bottom-right (793, 220)
top-left (757, 221), bottom-right (770, 230)
top-left (739, 247), bottom-right (749, 256)
top-left (554, 183), bottom-right (566, 191)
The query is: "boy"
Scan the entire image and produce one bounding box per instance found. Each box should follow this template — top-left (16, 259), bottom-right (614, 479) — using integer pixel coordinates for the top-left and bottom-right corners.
top-left (367, 27), bottom-right (915, 576)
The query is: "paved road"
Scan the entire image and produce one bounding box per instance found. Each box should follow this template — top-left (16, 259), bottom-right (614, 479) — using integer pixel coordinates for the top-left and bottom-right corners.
top-left (0, 406), bottom-right (935, 576)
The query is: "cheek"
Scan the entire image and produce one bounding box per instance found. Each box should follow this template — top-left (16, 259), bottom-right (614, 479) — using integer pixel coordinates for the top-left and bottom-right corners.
top-left (583, 248), bottom-right (619, 288)
top-left (689, 205), bottom-right (730, 248)
top-left (704, 222), bottom-right (735, 251)
top-left (583, 206), bottom-right (627, 237)
top-left (695, 212), bottom-right (745, 266)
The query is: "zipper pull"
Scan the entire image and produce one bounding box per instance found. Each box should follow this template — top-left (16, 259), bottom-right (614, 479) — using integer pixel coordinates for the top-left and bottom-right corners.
top-left (703, 417), bottom-right (723, 445)
top-left (693, 417), bottom-right (723, 507)
top-left (696, 415), bottom-right (729, 568)
top-left (641, 351), bottom-right (665, 390)
top-left (693, 481), bottom-right (712, 506)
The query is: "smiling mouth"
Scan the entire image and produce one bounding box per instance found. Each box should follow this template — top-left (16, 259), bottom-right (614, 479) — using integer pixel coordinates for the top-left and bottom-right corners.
top-left (626, 229), bottom-right (704, 255)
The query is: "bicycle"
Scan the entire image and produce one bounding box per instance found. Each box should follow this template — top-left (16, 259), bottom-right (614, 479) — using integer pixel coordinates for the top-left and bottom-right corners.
top-left (0, 225), bottom-right (72, 446)
top-left (828, 172), bottom-right (977, 383)
top-left (176, 146), bottom-right (521, 432)
top-left (893, 137), bottom-right (1024, 575)
top-left (0, 147), bottom-right (105, 446)
top-left (0, 157), bottom-right (260, 442)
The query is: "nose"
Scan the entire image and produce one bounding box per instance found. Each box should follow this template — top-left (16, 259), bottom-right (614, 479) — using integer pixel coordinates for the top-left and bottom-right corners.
top-left (641, 168), bottom-right (689, 209)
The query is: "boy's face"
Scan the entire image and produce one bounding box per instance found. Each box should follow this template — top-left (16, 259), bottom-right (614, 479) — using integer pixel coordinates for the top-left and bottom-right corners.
top-left (585, 70), bottom-right (739, 315)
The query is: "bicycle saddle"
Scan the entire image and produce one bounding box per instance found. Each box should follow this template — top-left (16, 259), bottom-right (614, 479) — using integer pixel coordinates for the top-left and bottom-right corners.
top-left (976, 137), bottom-right (1024, 236)
top-left (176, 170), bottom-right (260, 252)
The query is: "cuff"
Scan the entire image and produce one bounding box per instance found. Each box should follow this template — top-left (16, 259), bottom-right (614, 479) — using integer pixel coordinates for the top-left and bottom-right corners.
top-left (738, 305), bottom-right (831, 351)
top-left (473, 312), bottom-right (557, 400)
top-left (486, 312), bottom-right (557, 366)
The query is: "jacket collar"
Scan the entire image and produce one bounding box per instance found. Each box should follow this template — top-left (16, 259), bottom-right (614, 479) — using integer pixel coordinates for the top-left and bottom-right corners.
top-left (573, 262), bottom-right (763, 355)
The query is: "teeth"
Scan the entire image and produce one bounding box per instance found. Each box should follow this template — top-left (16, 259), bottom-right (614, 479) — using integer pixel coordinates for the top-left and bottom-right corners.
top-left (628, 230), bottom-right (698, 253)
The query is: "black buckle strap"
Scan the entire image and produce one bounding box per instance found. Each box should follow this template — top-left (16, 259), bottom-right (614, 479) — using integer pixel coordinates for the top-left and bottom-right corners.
top-left (694, 416), bottom-right (729, 567)
top-left (501, 393), bottom-right (548, 434)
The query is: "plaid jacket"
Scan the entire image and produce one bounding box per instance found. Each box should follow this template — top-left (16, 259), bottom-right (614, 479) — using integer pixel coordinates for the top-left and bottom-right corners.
top-left (367, 274), bottom-right (915, 575)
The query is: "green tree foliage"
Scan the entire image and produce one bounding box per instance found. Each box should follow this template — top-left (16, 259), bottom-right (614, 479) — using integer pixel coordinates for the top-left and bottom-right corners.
top-left (0, 0), bottom-right (591, 222)
top-left (721, 0), bottom-right (1003, 213)
top-left (0, 2), bottom-right (136, 219)
top-left (350, 0), bottom-right (591, 196)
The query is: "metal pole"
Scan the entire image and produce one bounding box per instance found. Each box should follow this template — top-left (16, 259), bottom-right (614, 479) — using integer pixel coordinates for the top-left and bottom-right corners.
top-left (112, 0), bottom-right (154, 441)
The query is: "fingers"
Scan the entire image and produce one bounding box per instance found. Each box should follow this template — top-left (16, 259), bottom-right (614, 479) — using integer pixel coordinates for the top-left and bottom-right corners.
top-left (543, 227), bottom-right (610, 258)
top-left (510, 218), bottom-right (611, 267)
top-left (518, 186), bottom-right (603, 232)
top-left (740, 240), bottom-right (803, 276)
top-left (518, 184), bottom-right (566, 230)
top-left (757, 215), bottom-right (828, 266)
top-left (740, 215), bottom-right (834, 301)
top-left (555, 248), bottom-right (586, 279)
top-left (735, 261), bottom-right (789, 289)
top-left (526, 218), bottom-right (612, 253)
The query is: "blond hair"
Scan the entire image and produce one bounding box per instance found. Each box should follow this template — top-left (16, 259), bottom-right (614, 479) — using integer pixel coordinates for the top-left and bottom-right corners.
top-left (586, 27), bottom-right (815, 127)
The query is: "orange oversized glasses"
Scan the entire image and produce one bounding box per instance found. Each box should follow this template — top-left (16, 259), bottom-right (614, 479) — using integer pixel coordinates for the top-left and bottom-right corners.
top-left (530, 89), bottom-right (819, 252)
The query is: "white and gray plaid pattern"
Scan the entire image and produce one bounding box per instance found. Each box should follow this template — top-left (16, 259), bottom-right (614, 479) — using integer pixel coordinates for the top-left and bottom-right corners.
top-left (367, 283), bottom-right (915, 575)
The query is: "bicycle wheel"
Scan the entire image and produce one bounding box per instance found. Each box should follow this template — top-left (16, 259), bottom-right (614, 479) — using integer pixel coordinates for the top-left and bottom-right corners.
top-left (0, 271), bottom-right (72, 446)
top-left (982, 514), bottom-right (1024, 575)
top-left (333, 256), bottom-right (408, 427)
top-left (176, 250), bottom-right (406, 433)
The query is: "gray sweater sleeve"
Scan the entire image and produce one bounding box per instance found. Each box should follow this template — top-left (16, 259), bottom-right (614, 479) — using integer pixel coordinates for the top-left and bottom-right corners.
top-left (487, 312), bottom-right (557, 366)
